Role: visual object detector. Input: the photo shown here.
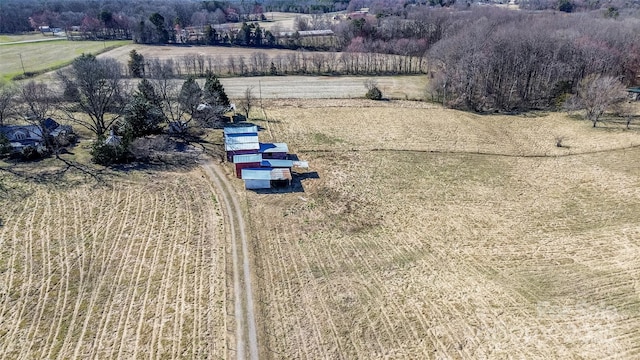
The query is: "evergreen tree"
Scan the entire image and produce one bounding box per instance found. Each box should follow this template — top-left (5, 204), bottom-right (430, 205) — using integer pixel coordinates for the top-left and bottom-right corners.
top-left (128, 50), bottom-right (145, 78)
top-left (203, 71), bottom-right (229, 108)
top-left (178, 76), bottom-right (202, 116)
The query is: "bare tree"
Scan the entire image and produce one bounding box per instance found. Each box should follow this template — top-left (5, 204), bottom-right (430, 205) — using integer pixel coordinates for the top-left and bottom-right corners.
top-left (238, 86), bottom-right (254, 120)
top-left (0, 83), bottom-right (17, 126)
top-left (58, 54), bottom-right (128, 137)
top-left (572, 74), bottom-right (627, 127)
top-left (19, 81), bottom-right (58, 150)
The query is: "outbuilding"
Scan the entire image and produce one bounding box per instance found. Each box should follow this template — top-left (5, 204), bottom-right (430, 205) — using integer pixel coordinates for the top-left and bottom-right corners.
top-left (259, 142), bottom-right (289, 159)
top-left (241, 168), bottom-right (292, 189)
top-left (225, 142), bottom-right (260, 161)
top-left (224, 125), bottom-right (258, 136)
top-left (233, 154), bottom-right (262, 178)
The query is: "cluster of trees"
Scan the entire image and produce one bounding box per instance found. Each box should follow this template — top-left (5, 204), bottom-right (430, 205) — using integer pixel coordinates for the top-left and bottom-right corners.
top-left (424, 9), bottom-right (639, 112)
top-left (1, 53), bottom-right (231, 165)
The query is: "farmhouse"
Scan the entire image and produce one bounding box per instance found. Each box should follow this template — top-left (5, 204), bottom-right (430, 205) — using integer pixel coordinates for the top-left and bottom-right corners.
top-left (0, 118), bottom-right (69, 152)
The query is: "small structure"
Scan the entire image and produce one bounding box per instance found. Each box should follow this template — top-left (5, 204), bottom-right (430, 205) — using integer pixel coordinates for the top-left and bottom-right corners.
top-left (104, 128), bottom-right (122, 146)
top-left (225, 133), bottom-right (259, 145)
top-left (627, 87), bottom-right (640, 101)
top-left (233, 154), bottom-right (262, 178)
top-left (259, 142), bottom-right (289, 159)
top-left (241, 168), bottom-right (292, 189)
top-left (225, 142), bottom-right (260, 161)
top-left (224, 125), bottom-right (258, 136)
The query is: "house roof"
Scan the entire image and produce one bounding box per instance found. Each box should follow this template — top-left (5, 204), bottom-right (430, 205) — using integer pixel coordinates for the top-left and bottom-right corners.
top-left (259, 142), bottom-right (288, 153)
top-left (233, 154), bottom-right (262, 164)
top-left (241, 167), bottom-right (292, 181)
top-left (224, 125), bottom-right (258, 135)
top-left (225, 142), bottom-right (260, 151)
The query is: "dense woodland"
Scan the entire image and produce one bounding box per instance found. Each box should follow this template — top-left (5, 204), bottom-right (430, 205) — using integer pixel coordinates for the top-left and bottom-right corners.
top-left (1, 0), bottom-right (640, 113)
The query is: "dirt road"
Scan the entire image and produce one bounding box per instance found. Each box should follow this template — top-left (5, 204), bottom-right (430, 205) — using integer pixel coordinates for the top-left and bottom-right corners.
top-left (202, 160), bottom-right (259, 360)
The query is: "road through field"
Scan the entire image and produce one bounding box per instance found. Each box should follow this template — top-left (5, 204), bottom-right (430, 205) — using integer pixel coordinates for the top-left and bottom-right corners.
top-left (202, 160), bottom-right (259, 360)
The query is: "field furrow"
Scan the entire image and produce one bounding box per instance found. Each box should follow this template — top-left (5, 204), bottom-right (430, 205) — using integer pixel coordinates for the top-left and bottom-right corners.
top-left (0, 168), bottom-right (226, 359)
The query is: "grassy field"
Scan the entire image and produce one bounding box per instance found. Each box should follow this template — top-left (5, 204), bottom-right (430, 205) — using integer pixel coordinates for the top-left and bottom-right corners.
top-left (0, 38), bottom-right (129, 81)
top-left (236, 99), bottom-right (640, 358)
top-left (0, 161), bottom-right (228, 358)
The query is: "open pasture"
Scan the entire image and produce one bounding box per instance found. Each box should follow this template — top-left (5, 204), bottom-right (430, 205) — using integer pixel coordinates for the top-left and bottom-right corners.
top-left (243, 99), bottom-right (640, 358)
top-left (0, 167), bottom-right (227, 358)
top-left (0, 39), bottom-right (129, 81)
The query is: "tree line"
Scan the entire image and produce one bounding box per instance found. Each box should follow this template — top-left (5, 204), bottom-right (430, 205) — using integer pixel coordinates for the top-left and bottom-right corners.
top-left (132, 50), bottom-right (427, 78)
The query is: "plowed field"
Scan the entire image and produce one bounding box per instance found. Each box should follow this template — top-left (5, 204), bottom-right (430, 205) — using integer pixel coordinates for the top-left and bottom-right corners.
top-left (243, 99), bottom-right (640, 359)
top-left (0, 169), bottom-right (227, 359)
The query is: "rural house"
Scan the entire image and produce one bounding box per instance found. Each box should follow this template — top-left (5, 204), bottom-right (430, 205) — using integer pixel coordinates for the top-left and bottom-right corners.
top-left (0, 118), bottom-right (69, 152)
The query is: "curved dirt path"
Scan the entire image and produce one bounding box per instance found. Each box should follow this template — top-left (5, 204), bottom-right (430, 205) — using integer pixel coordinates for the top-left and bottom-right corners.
top-left (202, 159), bottom-right (259, 360)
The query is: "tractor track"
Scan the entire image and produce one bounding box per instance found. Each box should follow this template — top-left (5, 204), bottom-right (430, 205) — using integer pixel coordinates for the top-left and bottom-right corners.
top-left (202, 159), bottom-right (259, 360)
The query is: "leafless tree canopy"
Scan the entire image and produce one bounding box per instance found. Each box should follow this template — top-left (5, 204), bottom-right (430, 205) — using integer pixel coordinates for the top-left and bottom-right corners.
top-left (58, 55), bottom-right (128, 137)
top-left (570, 74), bottom-right (627, 127)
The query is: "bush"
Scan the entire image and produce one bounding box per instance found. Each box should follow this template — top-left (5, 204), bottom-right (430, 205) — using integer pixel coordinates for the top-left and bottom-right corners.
top-left (91, 140), bottom-right (130, 166)
top-left (366, 86), bottom-right (383, 100)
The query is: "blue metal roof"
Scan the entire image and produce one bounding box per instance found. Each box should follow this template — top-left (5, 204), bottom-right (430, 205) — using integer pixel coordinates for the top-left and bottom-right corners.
top-left (233, 154), bottom-right (262, 163)
top-left (241, 167), bottom-right (292, 181)
top-left (259, 142), bottom-right (288, 153)
top-left (224, 125), bottom-right (258, 135)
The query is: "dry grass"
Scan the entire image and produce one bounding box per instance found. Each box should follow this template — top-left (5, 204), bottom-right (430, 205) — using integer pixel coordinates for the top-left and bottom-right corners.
top-left (0, 165), bottom-right (227, 358)
top-left (239, 99), bottom-right (640, 359)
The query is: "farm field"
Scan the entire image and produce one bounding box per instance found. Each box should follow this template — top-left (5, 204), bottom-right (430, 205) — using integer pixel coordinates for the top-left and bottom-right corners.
top-left (239, 99), bottom-right (640, 358)
top-left (0, 166), bottom-right (228, 358)
top-left (0, 38), bottom-right (129, 81)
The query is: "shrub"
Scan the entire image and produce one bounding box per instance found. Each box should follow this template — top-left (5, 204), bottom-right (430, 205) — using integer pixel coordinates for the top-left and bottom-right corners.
top-left (91, 139), bottom-right (130, 165)
top-left (366, 86), bottom-right (383, 100)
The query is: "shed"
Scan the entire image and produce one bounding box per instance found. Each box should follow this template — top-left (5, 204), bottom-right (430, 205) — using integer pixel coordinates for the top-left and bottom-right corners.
top-left (224, 125), bottom-right (258, 136)
top-left (241, 168), bottom-right (292, 189)
top-left (225, 142), bottom-right (260, 161)
top-left (225, 134), bottom-right (259, 145)
top-left (233, 154), bottom-right (262, 178)
top-left (259, 142), bottom-right (289, 159)
top-left (628, 87), bottom-right (640, 101)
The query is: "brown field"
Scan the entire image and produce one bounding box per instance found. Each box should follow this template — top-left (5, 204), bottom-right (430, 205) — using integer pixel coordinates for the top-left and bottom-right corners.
top-left (236, 99), bottom-right (640, 358)
top-left (0, 166), bottom-right (228, 358)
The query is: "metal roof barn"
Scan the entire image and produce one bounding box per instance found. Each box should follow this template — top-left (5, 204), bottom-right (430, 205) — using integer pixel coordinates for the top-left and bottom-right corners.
top-left (225, 142), bottom-right (260, 152)
top-left (259, 142), bottom-right (289, 159)
top-left (233, 154), bottom-right (262, 178)
top-left (233, 154), bottom-right (262, 163)
top-left (224, 125), bottom-right (258, 135)
top-left (225, 142), bottom-right (260, 161)
top-left (225, 134), bottom-right (259, 145)
top-left (241, 168), bottom-right (292, 189)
